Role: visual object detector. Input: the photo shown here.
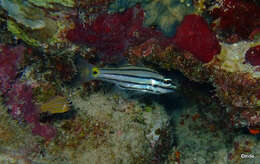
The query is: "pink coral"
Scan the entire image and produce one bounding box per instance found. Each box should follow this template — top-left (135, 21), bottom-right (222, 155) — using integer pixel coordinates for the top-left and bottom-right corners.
top-left (32, 123), bottom-right (57, 141)
top-left (0, 44), bottom-right (56, 140)
top-left (0, 45), bottom-right (24, 93)
top-left (6, 82), bottom-right (38, 122)
top-left (6, 82), bottom-right (56, 140)
top-left (173, 14), bottom-right (221, 63)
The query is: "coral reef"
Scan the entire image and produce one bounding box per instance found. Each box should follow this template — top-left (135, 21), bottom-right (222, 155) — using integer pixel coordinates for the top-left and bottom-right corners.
top-left (6, 90), bottom-right (169, 163)
top-left (166, 103), bottom-right (260, 164)
top-left (6, 82), bottom-right (37, 121)
top-left (125, 37), bottom-right (260, 128)
top-left (142, 0), bottom-right (194, 37)
top-left (173, 14), bottom-right (221, 63)
top-left (210, 0), bottom-right (260, 40)
top-left (0, 0), bottom-right (46, 30)
top-left (0, 0), bottom-right (260, 163)
top-left (0, 0), bottom-right (74, 50)
top-left (0, 44), bottom-right (24, 94)
top-left (6, 78), bottom-right (57, 141)
top-left (245, 45), bottom-right (260, 66)
top-left (28, 0), bottom-right (75, 8)
top-left (216, 41), bottom-right (260, 77)
top-left (108, 0), bottom-right (142, 13)
top-left (108, 0), bottom-right (194, 36)
top-left (66, 5), bottom-right (171, 62)
top-left (227, 135), bottom-right (260, 163)
top-left (0, 44), bottom-right (57, 140)
top-left (0, 97), bottom-right (46, 164)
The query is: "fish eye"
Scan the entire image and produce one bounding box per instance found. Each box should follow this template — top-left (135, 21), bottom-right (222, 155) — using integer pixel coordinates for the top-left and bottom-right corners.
top-left (93, 70), bottom-right (98, 75)
top-left (164, 79), bottom-right (172, 84)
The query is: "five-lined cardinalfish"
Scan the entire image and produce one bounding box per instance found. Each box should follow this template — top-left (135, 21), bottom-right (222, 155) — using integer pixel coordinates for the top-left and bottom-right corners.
top-left (72, 58), bottom-right (177, 94)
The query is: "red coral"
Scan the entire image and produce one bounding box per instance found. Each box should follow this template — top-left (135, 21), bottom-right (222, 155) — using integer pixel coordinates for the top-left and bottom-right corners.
top-left (66, 6), bottom-right (137, 60)
top-left (0, 45), bottom-right (24, 93)
top-left (173, 14), bottom-right (221, 63)
top-left (211, 0), bottom-right (260, 39)
top-left (245, 45), bottom-right (260, 66)
top-left (66, 5), bottom-right (169, 62)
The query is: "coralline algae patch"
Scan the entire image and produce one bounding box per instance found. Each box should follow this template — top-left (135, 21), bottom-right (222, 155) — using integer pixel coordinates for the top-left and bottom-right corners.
top-left (108, 0), bottom-right (194, 37)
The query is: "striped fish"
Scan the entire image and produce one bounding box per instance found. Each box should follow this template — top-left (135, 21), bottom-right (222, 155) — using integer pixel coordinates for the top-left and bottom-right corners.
top-left (74, 59), bottom-right (177, 94)
top-left (40, 96), bottom-right (71, 114)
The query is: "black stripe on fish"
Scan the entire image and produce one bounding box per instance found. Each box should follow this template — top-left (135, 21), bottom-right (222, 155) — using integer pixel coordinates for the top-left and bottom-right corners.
top-left (99, 68), bottom-right (159, 74)
top-left (117, 82), bottom-right (173, 94)
top-left (117, 84), bottom-right (157, 93)
top-left (98, 73), bottom-right (166, 83)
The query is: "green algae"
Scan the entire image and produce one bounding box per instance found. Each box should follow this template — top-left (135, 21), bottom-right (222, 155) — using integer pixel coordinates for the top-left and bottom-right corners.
top-left (28, 0), bottom-right (75, 8)
top-left (108, 0), bottom-right (144, 13)
top-left (7, 17), bottom-right (59, 48)
top-left (7, 20), bottom-right (40, 47)
top-left (1, 0), bottom-right (46, 30)
top-left (144, 105), bottom-right (153, 112)
top-left (143, 0), bottom-right (194, 37)
top-left (1, 0), bottom-right (73, 49)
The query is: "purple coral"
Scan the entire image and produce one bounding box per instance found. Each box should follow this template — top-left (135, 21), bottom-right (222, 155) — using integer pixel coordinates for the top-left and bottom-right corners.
top-left (0, 44), bottom-right (24, 94)
top-left (6, 82), bottom-right (38, 122)
top-left (6, 82), bottom-right (56, 140)
top-left (32, 123), bottom-right (57, 141)
top-left (0, 44), bottom-right (56, 140)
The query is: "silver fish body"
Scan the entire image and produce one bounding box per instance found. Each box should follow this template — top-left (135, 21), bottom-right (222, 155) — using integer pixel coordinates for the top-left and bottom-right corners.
top-left (95, 65), bottom-right (177, 94)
